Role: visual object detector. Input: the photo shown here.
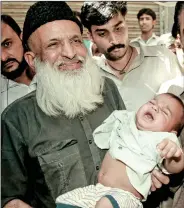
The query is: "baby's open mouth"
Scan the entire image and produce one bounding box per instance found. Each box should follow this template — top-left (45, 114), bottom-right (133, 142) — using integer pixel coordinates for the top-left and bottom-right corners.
top-left (144, 112), bottom-right (154, 121)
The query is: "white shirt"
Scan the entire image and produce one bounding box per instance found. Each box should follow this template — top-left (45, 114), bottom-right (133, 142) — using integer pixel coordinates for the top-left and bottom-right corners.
top-left (158, 76), bottom-right (184, 96)
top-left (94, 43), bottom-right (182, 111)
top-left (1, 76), bottom-right (37, 113)
top-left (131, 33), bottom-right (160, 46)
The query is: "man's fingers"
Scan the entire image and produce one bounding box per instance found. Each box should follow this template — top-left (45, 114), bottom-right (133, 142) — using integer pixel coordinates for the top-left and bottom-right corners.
top-left (162, 146), bottom-right (177, 158)
top-left (151, 174), bottom-right (162, 189)
top-left (151, 183), bottom-right (157, 192)
top-left (152, 169), bottom-right (170, 186)
top-left (157, 139), bottom-right (169, 150)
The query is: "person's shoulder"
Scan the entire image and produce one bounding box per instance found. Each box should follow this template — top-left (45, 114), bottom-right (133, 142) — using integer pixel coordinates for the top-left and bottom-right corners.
top-left (103, 77), bottom-right (117, 91)
top-left (130, 37), bottom-right (140, 43)
top-left (103, 77), bottom-right (125, 110)
top-left (2, 91), bottom-right (36, 120)
top-left (140, 44), bottom-right (176, 57)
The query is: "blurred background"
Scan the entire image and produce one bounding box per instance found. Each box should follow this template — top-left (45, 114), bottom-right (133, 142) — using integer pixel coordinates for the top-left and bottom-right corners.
top-left (1, 1), bottom-right (176, 40)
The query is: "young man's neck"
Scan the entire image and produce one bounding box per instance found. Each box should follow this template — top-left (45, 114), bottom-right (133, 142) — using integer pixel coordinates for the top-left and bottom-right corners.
top-left (141, 30), bottom-right (153, 41)
top-left (106, 46), bottom-right (137, 77)
top-left (13, 69), bottom-right (33, 86)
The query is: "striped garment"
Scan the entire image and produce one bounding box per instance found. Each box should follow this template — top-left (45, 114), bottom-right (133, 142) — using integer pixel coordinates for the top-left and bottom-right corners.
top-left (56, 183), bottom-right (143, 208)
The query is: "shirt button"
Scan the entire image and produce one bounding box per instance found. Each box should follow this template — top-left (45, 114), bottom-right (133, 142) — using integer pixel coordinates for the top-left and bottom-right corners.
top-left (96, 166), bottom-right (99, 170)
top-left (79, 116), bottom-right (83, 121)
top-left (118, 146), bottom-right (122, 150)
top-left (89, 140), bottom-right (92, 144)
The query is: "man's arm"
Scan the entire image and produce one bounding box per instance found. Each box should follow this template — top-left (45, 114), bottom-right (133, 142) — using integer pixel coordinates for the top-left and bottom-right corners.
top-left (2, 111), bottom-right (30, 207)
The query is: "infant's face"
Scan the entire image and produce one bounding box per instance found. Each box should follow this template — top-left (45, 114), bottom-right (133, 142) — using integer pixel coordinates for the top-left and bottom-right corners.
top-left (136, 94), bottom-right (182, 132)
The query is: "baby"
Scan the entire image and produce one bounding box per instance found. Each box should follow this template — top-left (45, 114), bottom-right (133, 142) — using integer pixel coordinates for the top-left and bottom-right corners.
top-left (56, 93), bottom-right (184, 208)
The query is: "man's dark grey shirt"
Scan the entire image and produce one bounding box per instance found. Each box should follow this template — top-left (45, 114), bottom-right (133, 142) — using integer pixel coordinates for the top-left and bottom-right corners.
top-left (1, 78), bottom-right (125, 208)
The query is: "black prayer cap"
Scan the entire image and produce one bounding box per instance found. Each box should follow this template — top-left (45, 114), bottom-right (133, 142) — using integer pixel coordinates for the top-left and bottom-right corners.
top-left (23, 1), bottom-right (83, 46)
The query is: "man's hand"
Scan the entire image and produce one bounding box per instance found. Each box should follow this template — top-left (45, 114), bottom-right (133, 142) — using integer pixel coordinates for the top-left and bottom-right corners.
top-left (151, 169), bottom-right (170, 191)
top-left (157, 139), bottom-right (182, 159)
top-left (4, 199), bottom-right (32, 208)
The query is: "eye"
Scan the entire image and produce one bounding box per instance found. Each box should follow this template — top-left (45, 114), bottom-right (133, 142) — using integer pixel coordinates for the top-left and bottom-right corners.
top-left (149, 100), bottom-right (155, 104)
top-left (162, 109), bottom-right (169, 116)
top-left (47, 42), bottom-right (58, 48)
top-left (98, 32), bottom-right (105, 37)
top-left (3, 41), bottom-right (11, 48)
top-left (73, 38), bottom-right (82, 44)
top-left (115, 27), bottom-right (122, 32)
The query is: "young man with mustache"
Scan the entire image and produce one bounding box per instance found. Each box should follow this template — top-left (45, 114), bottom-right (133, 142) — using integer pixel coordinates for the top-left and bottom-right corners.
top-left (80, 2), bottom-right (183, 208)
top-left (80, 2), bottom-right (183, 112)
top-left (1, 15), bottom-right (36, 112)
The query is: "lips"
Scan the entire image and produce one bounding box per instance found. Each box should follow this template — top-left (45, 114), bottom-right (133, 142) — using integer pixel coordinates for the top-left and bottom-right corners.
top-left (3, 61), bottom-right (16, 71)
top-left (144, 112), bottom-right (154, 121)
top-left (58, 61), bottom-right (82, 71)
top-left (112, 48), bottom-right (121, 52)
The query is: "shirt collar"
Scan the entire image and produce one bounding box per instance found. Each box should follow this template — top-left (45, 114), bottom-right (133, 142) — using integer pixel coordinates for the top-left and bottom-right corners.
top-left (137, 33), bottom-right (158, 41)
top-left (95, 42), bottom-right (161, 75)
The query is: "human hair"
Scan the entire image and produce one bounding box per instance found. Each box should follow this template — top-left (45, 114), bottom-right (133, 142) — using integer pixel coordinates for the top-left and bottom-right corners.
top-left (172, 2), bottom-right (184, 38)
top-left (137, 8), bottom-right (156, 20)
top-left (73, 10), bottom-right (81, 22)
top-left (165, 93), bottom-right (184, 135)
top-left (80, 1), bottom-right (127, 32)
top-left (1, 14), bottom-right (21, 37)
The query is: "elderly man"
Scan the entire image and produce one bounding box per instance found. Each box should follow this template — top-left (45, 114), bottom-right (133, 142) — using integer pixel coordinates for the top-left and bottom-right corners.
top-left (1, 2), bottom-right (125, 208)
top-left (80, 2), bottom-right (182, 112)
top-left (1, 2), bottom-right (170, 208)
top-left (1, 15), bottom-right (36, 112)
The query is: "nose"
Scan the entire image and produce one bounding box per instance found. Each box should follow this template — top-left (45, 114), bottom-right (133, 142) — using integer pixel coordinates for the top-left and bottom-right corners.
top-left (109, 33), bottom-right (119, 45)
top-left (61, 41), bottom-right (76, 59)
top-left (1, 49), bottom-right (9, 62)
top-left (152, 104), bottom-right (159, 112)
top-left (141, 19), bottom-right (146, 24)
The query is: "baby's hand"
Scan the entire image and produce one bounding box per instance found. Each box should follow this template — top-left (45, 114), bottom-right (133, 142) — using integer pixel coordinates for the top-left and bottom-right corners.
top-left (157, 139), bottom-right (182, 159)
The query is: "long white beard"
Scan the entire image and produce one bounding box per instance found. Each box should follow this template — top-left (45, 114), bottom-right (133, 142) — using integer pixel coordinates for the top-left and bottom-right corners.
top-left (34, 55), bottom-right (104, 118)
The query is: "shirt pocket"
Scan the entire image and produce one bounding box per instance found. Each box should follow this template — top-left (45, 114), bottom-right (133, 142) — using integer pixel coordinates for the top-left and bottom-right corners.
top-left (37, 138), bottom-right (87, 199)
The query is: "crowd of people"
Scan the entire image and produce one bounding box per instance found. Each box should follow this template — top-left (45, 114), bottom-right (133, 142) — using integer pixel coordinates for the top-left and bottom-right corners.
top-left (1, 1), bottom-right (184, 208)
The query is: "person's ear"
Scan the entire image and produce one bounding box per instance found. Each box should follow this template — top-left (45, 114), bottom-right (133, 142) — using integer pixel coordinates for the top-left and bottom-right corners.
top-left (88, 31), bottom-right (95, 43)
top-left (153, 20), bottom-right (156, 28)
top-left (20, 32), bottom-right (23, 40)
top-left (171, 130), bottom-right (177, 135)
top-left (24, 51), bottom-right (36, 71)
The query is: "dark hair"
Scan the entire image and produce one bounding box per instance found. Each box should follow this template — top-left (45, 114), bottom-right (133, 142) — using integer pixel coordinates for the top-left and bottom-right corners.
top-left (165, 93), bottom-right (184, 135)
top-left (1, 14), bottom-right (21, 36)
top-left (73, 10), bottom-right (81, 21)
top-left (137, 8), bottom-right (156, 20)
top-left (81, 1), bottom-right (127, 31)
top-left (172, 2), bottom-right (184, 38)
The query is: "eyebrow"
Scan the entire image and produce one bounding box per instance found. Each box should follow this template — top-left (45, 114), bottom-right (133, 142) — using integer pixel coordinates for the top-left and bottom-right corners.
top-left (95, 21), bottom-right (124, 33)
top-left (48, 35), bottom-right (81, 42)
top-left (1, 38), bottom-right (11, 45)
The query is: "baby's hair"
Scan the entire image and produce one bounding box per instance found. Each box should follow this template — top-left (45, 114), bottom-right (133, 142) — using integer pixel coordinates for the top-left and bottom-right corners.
top-left (162, 93), bottom-right (184, 135)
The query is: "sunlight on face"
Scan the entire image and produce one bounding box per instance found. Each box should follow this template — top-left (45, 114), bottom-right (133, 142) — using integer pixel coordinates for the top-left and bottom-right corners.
top-left (136, 94), bottom-right (183, 133)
